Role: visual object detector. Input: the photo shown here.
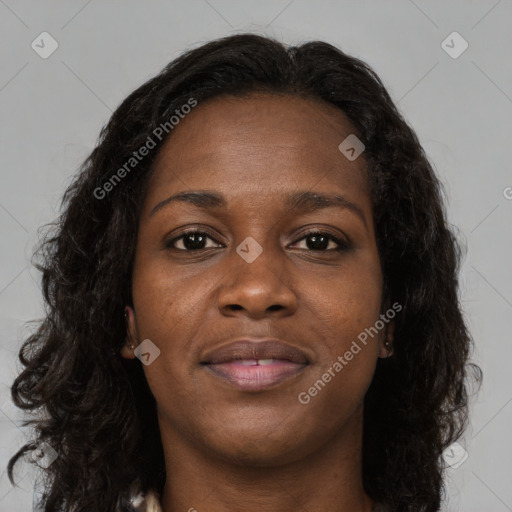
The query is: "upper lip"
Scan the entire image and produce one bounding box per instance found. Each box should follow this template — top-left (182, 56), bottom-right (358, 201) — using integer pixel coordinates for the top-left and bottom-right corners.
top-left (201, 339), bottom-right (309, 365)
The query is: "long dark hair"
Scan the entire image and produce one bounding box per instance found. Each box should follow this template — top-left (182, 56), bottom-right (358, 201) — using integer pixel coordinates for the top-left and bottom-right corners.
top-left (7, 33), bottom-right (481, 512)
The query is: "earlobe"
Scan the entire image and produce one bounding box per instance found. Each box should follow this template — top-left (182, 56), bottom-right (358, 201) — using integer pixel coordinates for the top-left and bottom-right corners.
top-left (120, 344), bottom-right (135, 359)
top-left (379, 320), bottom-right (395, 358)
top-left (120, 306), bottom-right (137, 359)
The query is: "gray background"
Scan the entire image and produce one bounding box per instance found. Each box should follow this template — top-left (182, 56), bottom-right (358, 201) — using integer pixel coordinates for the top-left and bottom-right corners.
top-left (1, 1), bottom-right (511, 510)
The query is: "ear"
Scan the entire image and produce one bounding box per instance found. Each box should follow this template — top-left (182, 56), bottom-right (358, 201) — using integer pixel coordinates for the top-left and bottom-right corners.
top-left (378, 319), bottom-right (395, 359)
top-left (120, 306), bottom-right (138, 359)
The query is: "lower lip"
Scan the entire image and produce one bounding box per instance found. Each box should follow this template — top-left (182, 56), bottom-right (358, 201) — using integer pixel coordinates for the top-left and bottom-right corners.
top-left (204, 360), bottom-right (308, 391)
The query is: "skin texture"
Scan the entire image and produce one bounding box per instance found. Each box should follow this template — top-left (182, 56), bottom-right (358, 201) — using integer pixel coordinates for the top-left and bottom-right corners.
top-left (121, 93), bottom-right (393, 512)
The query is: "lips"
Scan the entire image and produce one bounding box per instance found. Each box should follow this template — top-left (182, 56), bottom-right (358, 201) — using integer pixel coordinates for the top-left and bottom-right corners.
top-left (202, 339), bottom-right (309, 365)
top-left (201, 339), bottom-right (309, 391)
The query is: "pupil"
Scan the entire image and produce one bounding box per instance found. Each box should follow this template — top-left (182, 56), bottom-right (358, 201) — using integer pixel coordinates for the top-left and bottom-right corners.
top-left (184, 233), bottom-right (206, 250)
top-left (307, 234), bottom-right (328, 250)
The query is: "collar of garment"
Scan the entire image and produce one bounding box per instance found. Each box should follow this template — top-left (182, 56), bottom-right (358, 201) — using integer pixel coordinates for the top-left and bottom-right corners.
top-left (130, 488), bottom-right (163, 512)
top-left (130, 489), bottom-right (388, 512)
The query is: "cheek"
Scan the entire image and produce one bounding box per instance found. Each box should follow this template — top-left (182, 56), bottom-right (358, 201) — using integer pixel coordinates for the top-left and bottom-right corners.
top-left (130, 253), bottom-right (219, 384)
top-left (298, 255), bottom-right (383, 401)
top-left (131, 254), bottom-right (198, 332)
top-left (306, 256), bottom-right (383, 347)
top-left (297, 283), bottom-right (381, 430)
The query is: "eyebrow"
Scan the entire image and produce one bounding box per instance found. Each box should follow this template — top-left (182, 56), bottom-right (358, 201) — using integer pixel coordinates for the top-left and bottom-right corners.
top-left (149, 190), bottom-right (367, 229)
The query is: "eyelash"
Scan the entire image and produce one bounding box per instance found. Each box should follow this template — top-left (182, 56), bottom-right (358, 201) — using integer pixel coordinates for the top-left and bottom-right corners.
top-left (165, 229), bottom-right (349, 252)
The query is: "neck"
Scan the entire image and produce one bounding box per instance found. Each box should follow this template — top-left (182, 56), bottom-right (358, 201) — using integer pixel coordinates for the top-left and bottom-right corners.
top-left (159, 405), bottom-right (374, 512)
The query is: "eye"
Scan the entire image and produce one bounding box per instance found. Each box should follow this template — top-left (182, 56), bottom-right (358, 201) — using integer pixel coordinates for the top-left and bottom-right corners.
top-left (165, 229), bottom-right (349, 252)
top-left (290, 231), bottom-right (348, 252)
top-left (165, 230), bottom-right (222, 251)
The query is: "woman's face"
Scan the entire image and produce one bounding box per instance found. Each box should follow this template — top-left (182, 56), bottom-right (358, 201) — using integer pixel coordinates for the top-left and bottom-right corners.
top-left (123, 93), bottom-right (388, 466)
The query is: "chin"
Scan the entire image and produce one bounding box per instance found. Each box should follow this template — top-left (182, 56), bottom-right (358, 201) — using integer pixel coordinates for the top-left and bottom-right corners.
top-left (200, 419), bottom-right (315, 468)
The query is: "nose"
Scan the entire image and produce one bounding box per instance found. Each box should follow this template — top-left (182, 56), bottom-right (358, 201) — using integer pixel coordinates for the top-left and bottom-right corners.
top-left (217, 242), bottom-right (298, 319)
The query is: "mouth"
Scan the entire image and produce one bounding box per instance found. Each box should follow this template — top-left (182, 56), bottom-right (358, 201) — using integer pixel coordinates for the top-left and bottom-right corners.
top-left (201, 339), bottom-right (310, 392)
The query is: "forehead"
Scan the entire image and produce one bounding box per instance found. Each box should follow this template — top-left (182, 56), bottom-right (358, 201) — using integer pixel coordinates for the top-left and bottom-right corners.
top-left (153, 93), bottom-right (361, 161)
top-left (145, 93), bottom-right (369, 212)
